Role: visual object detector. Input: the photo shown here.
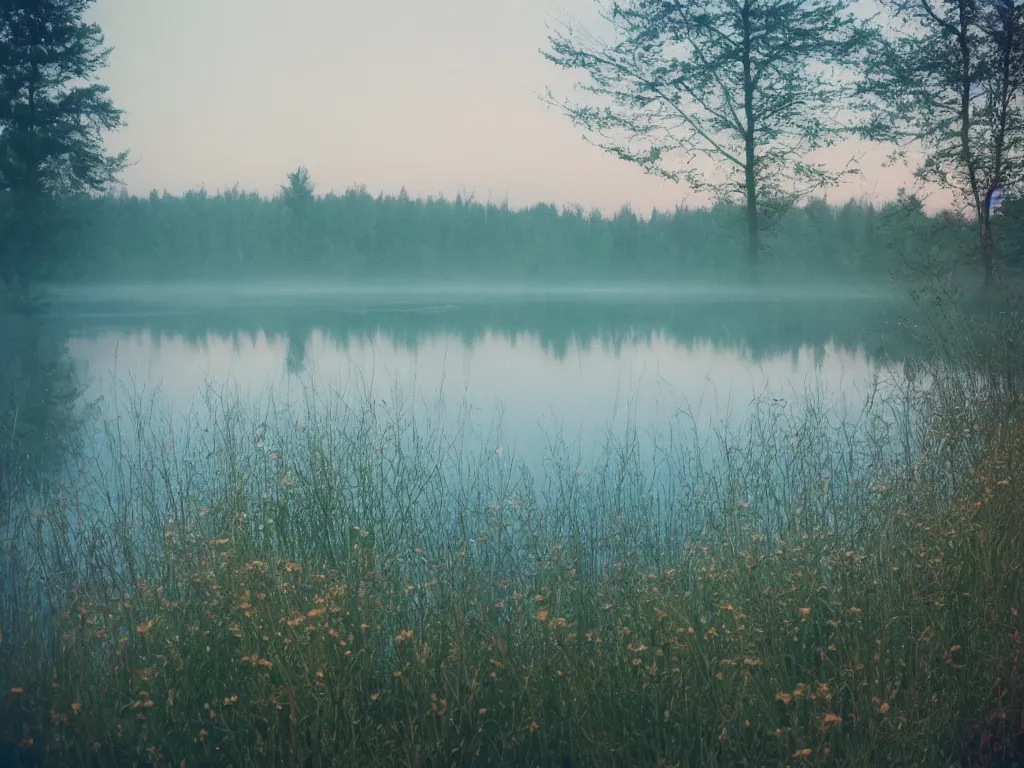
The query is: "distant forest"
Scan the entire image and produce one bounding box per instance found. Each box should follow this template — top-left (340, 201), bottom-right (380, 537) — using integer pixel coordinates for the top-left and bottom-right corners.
top-left (47, 178), bottom-right (1024, 284)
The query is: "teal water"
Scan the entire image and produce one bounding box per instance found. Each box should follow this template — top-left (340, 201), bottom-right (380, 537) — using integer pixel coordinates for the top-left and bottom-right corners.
top-left (56, 283), bottom-right (912, 480)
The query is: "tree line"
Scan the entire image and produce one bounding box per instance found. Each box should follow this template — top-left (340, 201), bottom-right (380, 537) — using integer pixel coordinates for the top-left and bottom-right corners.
top-left (1, 0), bottom-right (1022, 294)
top-left (544, 0), bottom-right (1024, 287)
top-left (39, 178), bottom-right (1022, 284)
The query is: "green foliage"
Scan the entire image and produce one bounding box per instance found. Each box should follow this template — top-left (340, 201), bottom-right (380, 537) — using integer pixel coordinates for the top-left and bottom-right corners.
top-left (858, 0), bottom-right (1024, 285)
top-left (45, 182), bottom-right (988, 286)
top-left (0, 0), bottom-right (126, 289)
top-left (542, 0), bottom-right (872, 264)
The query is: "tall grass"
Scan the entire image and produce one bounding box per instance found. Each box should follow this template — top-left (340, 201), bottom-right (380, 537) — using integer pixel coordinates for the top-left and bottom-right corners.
top-left (1, 292), bottom-right (1023, 767)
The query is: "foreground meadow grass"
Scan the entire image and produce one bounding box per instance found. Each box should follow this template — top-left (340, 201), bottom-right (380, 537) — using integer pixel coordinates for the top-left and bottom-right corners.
top-left (2, 300), bottom-right (1024, 766)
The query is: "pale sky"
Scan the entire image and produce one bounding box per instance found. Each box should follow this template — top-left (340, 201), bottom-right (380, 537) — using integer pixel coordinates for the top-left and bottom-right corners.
top-left (88, 0), bottom-right (949, 215)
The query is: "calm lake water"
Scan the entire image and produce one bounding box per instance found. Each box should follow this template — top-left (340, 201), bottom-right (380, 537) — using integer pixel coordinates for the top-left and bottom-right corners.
top-left (49, 283), bottom-right (913, 479)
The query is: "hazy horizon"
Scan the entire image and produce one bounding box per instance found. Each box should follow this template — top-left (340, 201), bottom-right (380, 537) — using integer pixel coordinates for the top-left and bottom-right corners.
top-left (89, 0), bottom-right (957, 215)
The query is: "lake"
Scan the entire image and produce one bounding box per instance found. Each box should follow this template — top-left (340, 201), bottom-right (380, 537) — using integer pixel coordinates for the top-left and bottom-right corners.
top-left (41, 283), bottom-right (914, 486)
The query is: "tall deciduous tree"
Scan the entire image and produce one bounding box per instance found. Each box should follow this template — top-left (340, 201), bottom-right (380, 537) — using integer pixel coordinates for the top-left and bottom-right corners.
top-left (860, 0), bottom-right (1024, 290)
top-left (0, 0), bottom-right (126, 293)
top-left (542, 0), bottom-right (871, 266)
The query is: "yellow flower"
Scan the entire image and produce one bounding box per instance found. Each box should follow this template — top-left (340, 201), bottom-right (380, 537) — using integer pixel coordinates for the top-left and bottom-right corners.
top-left (798, 607), bottom-right (811, 618)
top-left (528, 720), bottom-right (540, 733)
top-left (793, 748), bottom-right (813, 758)
top-left (71, 702), bottom-right (82, 714)
top-left (879, 702), bottom-right (890, 714)
top-left (536, 609), bottom-right (549, 623)
top-left (776, 692), bottom-right (793, 704)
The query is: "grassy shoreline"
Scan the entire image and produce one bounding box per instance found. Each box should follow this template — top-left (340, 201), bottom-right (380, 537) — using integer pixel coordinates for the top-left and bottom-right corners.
top-left (2, 298), bottom-right (1023, 767)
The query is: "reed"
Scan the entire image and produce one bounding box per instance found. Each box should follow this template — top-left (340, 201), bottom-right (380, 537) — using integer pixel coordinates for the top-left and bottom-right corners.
top-left (1, 289), bottom-right (1022, 767)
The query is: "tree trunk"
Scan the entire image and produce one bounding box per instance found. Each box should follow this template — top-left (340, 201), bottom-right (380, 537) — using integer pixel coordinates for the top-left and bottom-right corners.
top-left (981, 203), bottom-right (995, 292)
top-left (745, 160), bottom-right (759, 267)
top-left (741, 0), bottom-right (759, 268)
top-left (955, 0), bottom-right (987, 291)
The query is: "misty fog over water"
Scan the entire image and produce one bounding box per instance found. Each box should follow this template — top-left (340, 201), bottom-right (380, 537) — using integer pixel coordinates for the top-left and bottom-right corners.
top-left (57, 282), bottom-right (912, 482)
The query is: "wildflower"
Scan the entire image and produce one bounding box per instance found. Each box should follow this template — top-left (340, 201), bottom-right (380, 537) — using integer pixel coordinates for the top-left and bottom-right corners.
top-left (776, 692), bottom-right (793, 704)
top-left (879, 702), bottom-right (890, 714)
top-left (306, 608), bottom-right (326, 618)
top-left (798, 607), bottom-right (811, 618)
top-left (136, 619), bottom-right (155, 636)
top-left (370, 692), bottom-right (381, 701)
top-left (528, 720), bottom-right (539, 733)
top-left (793, 748), bottom-right (813, 758)
top-left (536, 609), bottom-right (549, 623)
top-left (71, 702), bottom-right (82, 714)
top-left (821, 713), bottom-right (843, 728)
